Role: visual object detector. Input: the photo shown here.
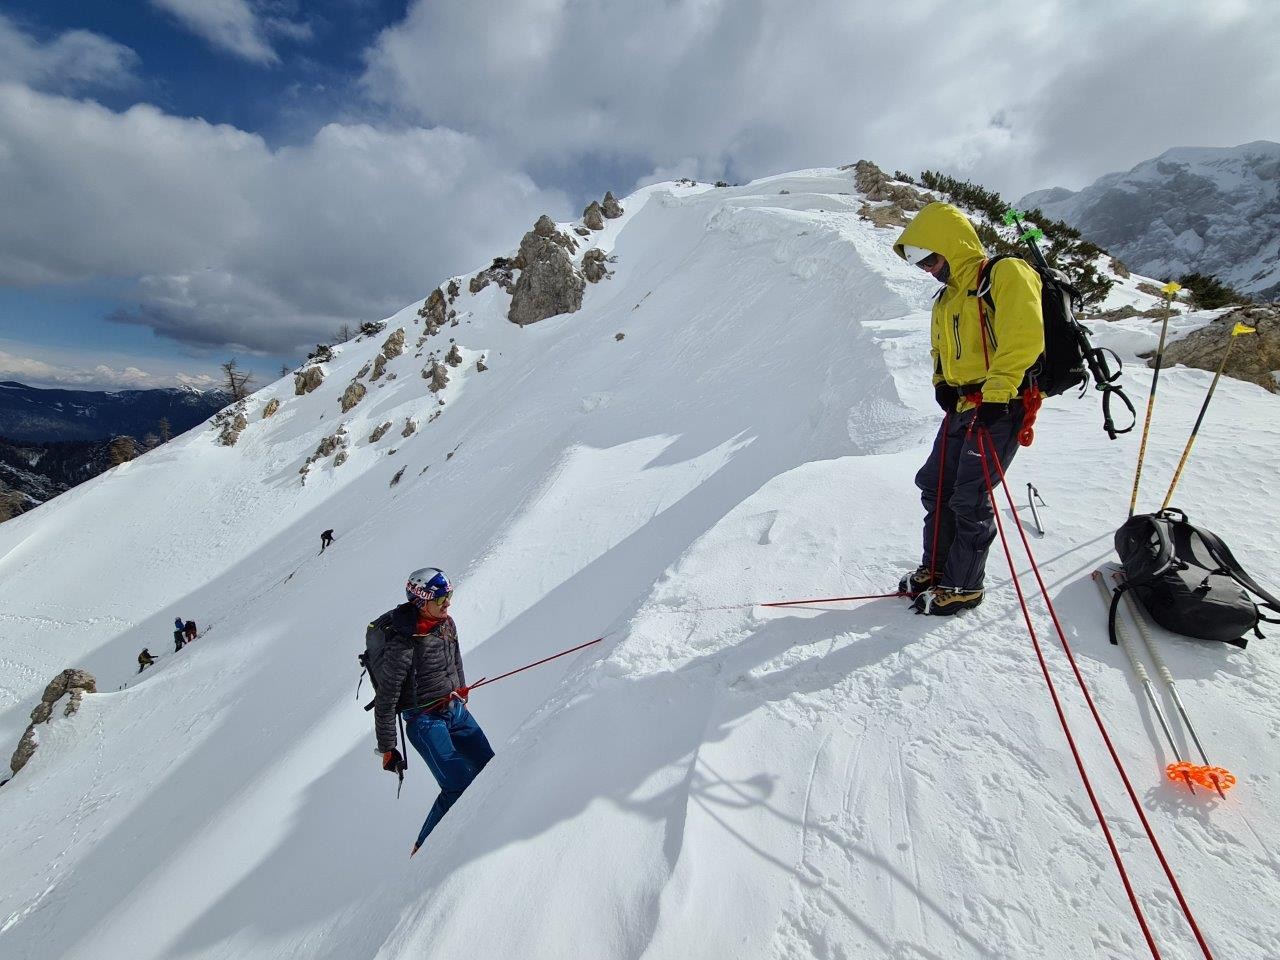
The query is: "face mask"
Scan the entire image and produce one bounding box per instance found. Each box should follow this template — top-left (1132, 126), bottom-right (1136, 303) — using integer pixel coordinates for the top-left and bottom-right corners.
top-left (934, 262), bottom-right (951, 284)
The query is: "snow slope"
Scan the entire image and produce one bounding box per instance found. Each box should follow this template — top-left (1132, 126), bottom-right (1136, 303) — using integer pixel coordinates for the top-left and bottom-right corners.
top-left (1, 170), bottom-right (1277, 960)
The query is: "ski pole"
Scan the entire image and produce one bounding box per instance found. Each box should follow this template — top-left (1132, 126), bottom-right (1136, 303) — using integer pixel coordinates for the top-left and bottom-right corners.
top-left (1111, 571), bottom-right (1235, 798)
top-left (1161, 321), bottom-right (1257, 509)
top-left (1128, 282), bottom-right (1180, 517)
top-left (1092, 570), bottom-right (1195, 794)
top-left (1026, 483), bottom-right (1045, 536)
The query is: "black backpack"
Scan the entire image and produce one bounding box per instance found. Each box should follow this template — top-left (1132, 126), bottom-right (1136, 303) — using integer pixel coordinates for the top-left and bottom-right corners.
top-left (356, 610), bottom-right (399, 711)
top-left (976, 255), bottom-right (1136, 439)
top-left (1110, 508), bottom-right (1280, 648)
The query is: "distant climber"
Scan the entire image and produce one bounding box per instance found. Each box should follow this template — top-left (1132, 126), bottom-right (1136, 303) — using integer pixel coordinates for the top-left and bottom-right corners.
top-left (183, 620), bottom-right (197, 643)
top-left (138, 648), bottom-right (156, 673)
top-left (173, 622), bottom-right (186, 651)
top-left (174, 617), bottom-right (184, 633)
top-left (372, 567), bottom-right (493, 856)
top-left (893, 202), bottom-right (1044, 615)
top-left (320, 529), bottom-right (335, 552)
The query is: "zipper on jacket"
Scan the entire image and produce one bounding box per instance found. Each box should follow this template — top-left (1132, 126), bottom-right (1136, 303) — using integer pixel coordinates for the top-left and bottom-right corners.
top-left (952, 314), bottom-right (962, 360)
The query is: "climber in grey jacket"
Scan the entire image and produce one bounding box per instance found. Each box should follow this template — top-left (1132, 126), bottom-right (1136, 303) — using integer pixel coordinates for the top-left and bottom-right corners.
top-left (373, 567), bottom-right (493, 855)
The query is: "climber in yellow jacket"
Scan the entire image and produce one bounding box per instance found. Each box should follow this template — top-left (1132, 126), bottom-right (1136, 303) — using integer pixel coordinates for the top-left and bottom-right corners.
top-left (893, 202), bottom-right (1045, 615)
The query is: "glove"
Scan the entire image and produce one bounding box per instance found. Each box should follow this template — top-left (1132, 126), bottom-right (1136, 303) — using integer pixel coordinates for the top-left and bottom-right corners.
top-left (381, 748), bottom-right (406, 773)
top-left (974, 400), bottom-right (1011, 427)
top-left (934, 383), bottom-right (959, 413)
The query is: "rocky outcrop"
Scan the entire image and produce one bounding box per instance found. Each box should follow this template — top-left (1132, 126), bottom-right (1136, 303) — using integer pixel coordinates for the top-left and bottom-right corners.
top-left (294, 366), bottom-right (325, 395)
top-left (447, 279), bottom-right (460, 300)
top-left (469, 258), bottom-right (517, 296)
top-left (213, 404), bottom-right (249, 446)
top-left (858, 201), bottom-right (910, 229)
top-left (307, 344), bottom-right (335, 363)
top-left (9, 669), bottom-right (96, 777)
top-left (509, 216), bottom-right (586, 326)
top-left (369, 421), bottom-right (393, 443)
top-left (602, 191), bottom-right (623, 218)
top-left (583, 201), bottom-right (605, 230)
top-left (445, 344), bottom-right (463, 367)
top-left (402, 418), bottom-right (417, 438)
top-left (339, 381), bottom-right (367, 413)
top-left (262, 398), bottom-right (281, 419)
top-left (583, 248), bottom-right (609, 282)
top-left (424, 360), bottom-right (449, 393)
top-left (380, 328), bottom-right (406, 359)
top-left (848, 160), bottom-right (928, 210)
top-left (418, 288), bottom-right (448, 330)
top-left (476, 356), bottom-right (488, 372)
top-left (1157, 305), bottom-right (1280, 393)
top-left (1110, 257), bottom-right (1131, 279)
top-left (371, 355), bottom-right (388, 381)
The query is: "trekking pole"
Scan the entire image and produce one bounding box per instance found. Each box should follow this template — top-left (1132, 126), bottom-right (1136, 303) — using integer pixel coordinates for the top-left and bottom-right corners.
top-left (1026, 483), bottom-right (1046, 536)
top-left (1161, 321), bottom-right (1258, 509)
top-left (1092, 571), bottom-right (1195, 794)
top-left (1128, 282), bottom-right (1180, 517)
top-left (1111, 571), bottom-right (1235, 798)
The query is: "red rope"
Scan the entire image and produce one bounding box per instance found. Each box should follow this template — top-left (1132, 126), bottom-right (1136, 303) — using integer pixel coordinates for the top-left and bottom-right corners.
top-left (469, 636), bottom-right (608, 692)
top-left (974, 428), bottom-right (1163, 959)
top-left (981, 428), bottom-right (1215, 959)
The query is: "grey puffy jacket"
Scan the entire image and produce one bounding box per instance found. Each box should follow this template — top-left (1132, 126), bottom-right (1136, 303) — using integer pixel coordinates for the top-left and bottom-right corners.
top-left (373, 603), bottom-right (466, 752)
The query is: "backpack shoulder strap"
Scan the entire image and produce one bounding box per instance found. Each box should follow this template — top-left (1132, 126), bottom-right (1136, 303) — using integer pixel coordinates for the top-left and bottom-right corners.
top-left (974, 254), bottom-right (1017, 309)
top-left (1188, 522), bottom-right (1280, 614)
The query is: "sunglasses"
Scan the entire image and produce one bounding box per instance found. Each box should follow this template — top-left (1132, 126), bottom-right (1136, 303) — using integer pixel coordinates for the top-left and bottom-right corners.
top-left (915, 252), bottom-right (943, 271)
top-left (426, 592), bottom-right (453, 604)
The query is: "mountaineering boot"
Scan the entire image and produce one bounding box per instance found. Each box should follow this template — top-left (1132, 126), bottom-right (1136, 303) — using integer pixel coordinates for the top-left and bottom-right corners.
top-left (913, 585), bottom-right (985, 616)
top-left (898, 565), bottom-right (937, 599)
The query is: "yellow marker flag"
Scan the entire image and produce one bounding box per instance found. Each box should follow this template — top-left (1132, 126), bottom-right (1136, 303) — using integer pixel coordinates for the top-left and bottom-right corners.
top-left (1161, 281), bottom-right (1182, 296)
top-left (1232, 322), bottom-right (1257, 336)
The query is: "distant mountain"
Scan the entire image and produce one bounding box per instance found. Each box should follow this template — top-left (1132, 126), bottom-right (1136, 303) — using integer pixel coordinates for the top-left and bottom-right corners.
top-left (0, 436), bottom-right (136, 522)
top-left (0, 381), bottom-right (231, 443)
top-left (1021, 141), bottom-right (1280, 300)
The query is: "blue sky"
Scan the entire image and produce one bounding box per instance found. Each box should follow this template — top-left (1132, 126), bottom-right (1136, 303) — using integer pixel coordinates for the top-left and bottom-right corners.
top-left (0, 0), bottom-right (1276, 392)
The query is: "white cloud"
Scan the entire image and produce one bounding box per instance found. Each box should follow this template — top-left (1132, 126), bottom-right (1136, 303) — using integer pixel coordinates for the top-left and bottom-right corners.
top-left (0, 84), bottom-right (569, 355)
top-left (149, 0), bottom-right (301, 65)
top-left (0, 346), bottom-right (215, 390)
top-left (0, 14), bottom-right (139, 92)
top-left (361, 0), bottom-right (1280, 200)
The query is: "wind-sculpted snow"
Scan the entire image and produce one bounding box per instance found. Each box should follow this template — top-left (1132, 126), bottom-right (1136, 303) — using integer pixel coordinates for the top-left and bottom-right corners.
top-left (0, 170), bottom-right (1277, 960)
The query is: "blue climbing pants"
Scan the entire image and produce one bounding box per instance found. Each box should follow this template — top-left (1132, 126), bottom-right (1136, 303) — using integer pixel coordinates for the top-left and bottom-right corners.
top-left (404, 699), bottom-right (494, 850)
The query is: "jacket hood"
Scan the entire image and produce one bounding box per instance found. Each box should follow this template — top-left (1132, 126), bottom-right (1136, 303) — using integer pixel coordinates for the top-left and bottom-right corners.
top-left (893, 202), bottom-right (987, 273)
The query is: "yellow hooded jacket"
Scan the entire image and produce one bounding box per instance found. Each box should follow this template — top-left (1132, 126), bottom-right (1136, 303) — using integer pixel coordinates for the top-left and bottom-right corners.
top-left (894, 202), bottom-right (1044, 408)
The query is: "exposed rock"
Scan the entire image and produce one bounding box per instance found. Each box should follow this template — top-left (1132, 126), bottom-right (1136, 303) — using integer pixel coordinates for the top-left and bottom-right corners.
top-left (339, 381), bottom-right (367, 413)
top-left (446, 279), bottom-right (460, 300)
top-left (402, 418), bottom-right (417, 438)
top-left (849, 160), bottom-right (928, 210)
top-left (262, 398), bottom-right (281, 419)
top-left (369, 421), bottom-right (392, 443)
top-left (418, 289), bottom-right (448, 331)
top-left (334, 450), bottom-right (348, 467)
top-left (380, 328), bottom-right (406, 359)
top-left (356, 362), bottom-right (371, 380)
top-left (359, 321), bottom-right (386, 338)
top-left (715, 181), bottom-right (729, 188)
top-left (583, 248), bottom-right (609, 283)
top-left (314, 428), bottom-right (347, 458)
top-left (583, 200), bottom-right (605, 231)
top-left (1087, 304), bottom-right (1178, 322)
top-left (445, 344), bottom-right (464, 367)
top-left (424, 360), bottom-right (450, 393)
top-left (1137, 281), bottom-right (1165, 298)
top-left (307, 344), bottom-right (335, 363)
top-left (10, 668), bottom-right (96, 776)
top-left (476, 356), bottom-right (488, 373)
top-left (1110, 257), bottom-right (1131, 279)
top-left (858, 201), bottom-right (910, 229)
top-left (469, 257), bottom-right (516, 296)
top-left (390, 466), bottom-right (406, 487)
top-left (213, 404), bottom-right (249, 446)
top-left (615, 332), bottom-right (626, 341)
top-left (574, 226), bottom-right (591, 238)
top-left (370, 354), bottom-right (388, 381)
top-left (509, 218), bottom-right (586, 326)
top-left (1156, 305), bottom-right (1280, 393)
top-left (294, 366), bottom-right (325, 395)
top-left (602, 191), bottom-right (623, 218)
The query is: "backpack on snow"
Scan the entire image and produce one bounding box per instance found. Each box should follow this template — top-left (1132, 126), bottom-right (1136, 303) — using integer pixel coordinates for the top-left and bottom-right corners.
top-left (1109, 508), bottom-right (1280, 649)
top-left (975, 253), bottom-right (1136, 439)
